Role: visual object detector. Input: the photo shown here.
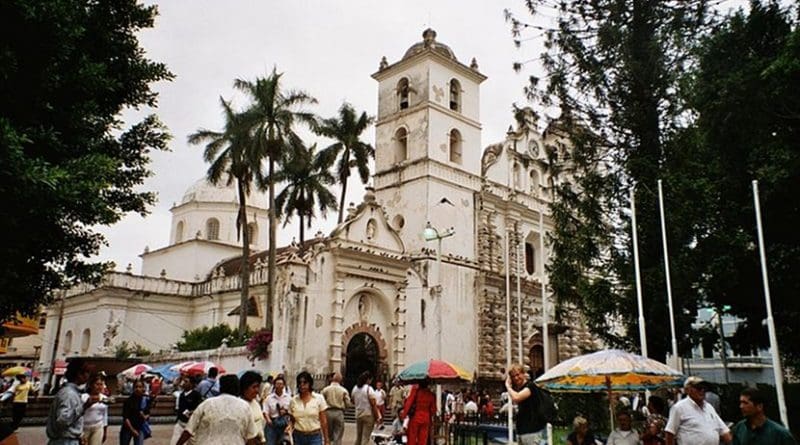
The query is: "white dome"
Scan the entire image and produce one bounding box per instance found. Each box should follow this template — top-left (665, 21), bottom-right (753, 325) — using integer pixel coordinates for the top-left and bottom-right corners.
top-left (180, 177), bottom-right (269, 209)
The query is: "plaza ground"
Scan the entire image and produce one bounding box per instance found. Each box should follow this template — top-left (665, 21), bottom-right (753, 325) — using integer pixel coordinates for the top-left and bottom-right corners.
top-left (14, 422), bottom-right (365, 444)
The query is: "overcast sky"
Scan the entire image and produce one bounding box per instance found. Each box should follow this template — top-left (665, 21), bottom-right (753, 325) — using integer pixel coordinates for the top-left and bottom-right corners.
top-left (96, 0), bottom-right (750, 271)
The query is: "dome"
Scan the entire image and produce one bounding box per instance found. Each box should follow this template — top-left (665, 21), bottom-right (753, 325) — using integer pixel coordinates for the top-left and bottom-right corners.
top-left (180, 177), bottom-right (269, 209)
top-left (402, 28), bottom-right (457, 62)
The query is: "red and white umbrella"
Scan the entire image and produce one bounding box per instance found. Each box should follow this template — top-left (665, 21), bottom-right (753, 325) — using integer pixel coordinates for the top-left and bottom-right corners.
top-left (119, 364), bottom-right (152, 379)
top-left (179, 361), bottom-right (225, 376)
top-left (169, 361), bottom-right (198, 372)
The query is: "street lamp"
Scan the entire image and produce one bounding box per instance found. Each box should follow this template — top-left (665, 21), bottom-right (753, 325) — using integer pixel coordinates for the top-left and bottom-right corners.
top-left (422, 221), bottom-right (454, 416)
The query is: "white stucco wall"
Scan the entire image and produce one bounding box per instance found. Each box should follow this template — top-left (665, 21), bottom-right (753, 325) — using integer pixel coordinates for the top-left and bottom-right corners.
top-left (141, 241), bottom-right (241, 282)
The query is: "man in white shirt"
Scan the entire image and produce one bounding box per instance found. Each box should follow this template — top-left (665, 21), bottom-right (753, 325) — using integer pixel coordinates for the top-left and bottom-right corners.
top-left (665, 376), bottom-right (731, 445)
top-left (176, 375), bottom-right (259, 445)
top-left (264, 375), bottom-right (292, 445)
top-left (606, 411), bottom-right (641, 445)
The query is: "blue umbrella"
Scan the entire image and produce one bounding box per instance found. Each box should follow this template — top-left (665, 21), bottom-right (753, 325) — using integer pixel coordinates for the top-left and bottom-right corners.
top-left (149, 363), bottom-right (179, 381)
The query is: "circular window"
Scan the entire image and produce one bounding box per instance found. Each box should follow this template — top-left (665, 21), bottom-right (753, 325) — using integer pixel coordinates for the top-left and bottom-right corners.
top-left (392, 215), bottom-right (405, 230)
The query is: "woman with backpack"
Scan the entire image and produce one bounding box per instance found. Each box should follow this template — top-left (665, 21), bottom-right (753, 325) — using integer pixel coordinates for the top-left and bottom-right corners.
top-left (505, 363), bottom-right (554, 445)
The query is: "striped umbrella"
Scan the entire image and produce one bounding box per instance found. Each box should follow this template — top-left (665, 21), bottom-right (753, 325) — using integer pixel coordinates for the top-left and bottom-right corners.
top-left (1, 366), bottom-right (31, 377)
top-left (119, 364), bottom-right (152, 379)
top-left (535, 349), bottom-right (684, 392)
top-left (396, 359), bottom-right (472, 384)
top-left (179, 361), bottom-right (225, 376)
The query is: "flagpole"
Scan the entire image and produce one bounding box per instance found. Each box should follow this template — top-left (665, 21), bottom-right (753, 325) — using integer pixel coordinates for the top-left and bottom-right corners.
top-left (504, 227), bottom-right (514, 444)
top-left (516, 228), bottom-right (524, 364)
top-left (539, 205), bottom-right (550, 371)
top-left (630, 185), bottom-right (648, 358)
top-left (657, 180), bottom-right (679, 366)
top-left (752, 180), bottom-right (789, 428)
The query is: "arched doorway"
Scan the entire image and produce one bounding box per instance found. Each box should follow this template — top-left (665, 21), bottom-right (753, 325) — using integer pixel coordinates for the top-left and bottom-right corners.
top-left (344, 332), bottom-right (379, 390)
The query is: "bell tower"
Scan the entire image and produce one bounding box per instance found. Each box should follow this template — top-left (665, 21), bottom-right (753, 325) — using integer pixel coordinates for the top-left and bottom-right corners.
top-left (371, 29), bottom-right (486, 257)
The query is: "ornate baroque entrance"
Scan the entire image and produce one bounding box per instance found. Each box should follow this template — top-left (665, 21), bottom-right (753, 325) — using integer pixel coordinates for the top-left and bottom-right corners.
top-left (342, 322), bottom-right (388, 390)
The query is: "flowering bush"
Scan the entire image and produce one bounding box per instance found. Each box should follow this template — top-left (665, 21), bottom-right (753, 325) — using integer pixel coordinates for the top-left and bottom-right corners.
top-left (246, 329), bottom-right (273, 361)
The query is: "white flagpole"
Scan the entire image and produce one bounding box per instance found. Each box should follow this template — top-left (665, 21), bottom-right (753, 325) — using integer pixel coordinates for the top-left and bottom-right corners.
top-left (505, 227), bottom-right (514, 444)
top-left (630, 185), bottom-right (648, 358)
top-left (657, 180), bottom-right (679, 366)
top-left (752, 180), bottom-right (789, 428)
top-left (539, 206), bottom-right (550, 371)
top-left (517, 229), bottom-right (524, 364)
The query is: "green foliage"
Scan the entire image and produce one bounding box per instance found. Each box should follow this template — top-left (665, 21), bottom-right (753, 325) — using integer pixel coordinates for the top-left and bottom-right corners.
top-left (274, 141), bottom-right (337, 244)
top-left (0, 0), bottom-right (172, 322)
top-left (113, 341), bottom-right (152, 359)
top-left (176, 324), bottom-right (252, 352)
top-left (509, 1), bottom-right (714, 360)
top-left (686, 2), bottom-right (800, 372)
top-left (313, 102), bottom-right (375, 224)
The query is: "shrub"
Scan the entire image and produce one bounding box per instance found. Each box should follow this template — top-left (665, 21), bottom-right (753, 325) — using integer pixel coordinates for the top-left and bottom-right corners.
top-left (176, 324), bottom-right (252, 352)
top-left (246, 329), bottom-right (273, 361)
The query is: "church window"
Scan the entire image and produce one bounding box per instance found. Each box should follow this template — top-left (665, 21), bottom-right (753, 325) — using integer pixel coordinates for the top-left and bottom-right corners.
top-left (175, 221), bottom-right (184, 243)
top-left (529, 344), bottom-right (544, 376)
top-left (449, 129), bottom-right (462, 164)
top-left (392, 214), bottom-right (405, 230)
top-left (525, 242), bottom-right (536, 274)
top-left (206, 218), bottom-right (220, 240)
top-left (420, 299), bottom-right (426, 328)
top-left (398, 78), bottom-right (410, 110)
top-left (63, 330), bottom-right (72, 354)
top-left (529, 170), bottom-right (539, 196)
top-left (513, 163), bottom-right (522, 189)
top-left (449, 79), bottom-right (461, 112)
top-left (247, 222), bottom-right (258, 245)
top-left (81, 329), bottom-right (90, 354)
top-left (394, 127), bottom-right (408, 163)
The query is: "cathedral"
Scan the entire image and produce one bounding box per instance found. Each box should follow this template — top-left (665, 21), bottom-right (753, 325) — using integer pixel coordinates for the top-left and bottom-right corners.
top-left (39, 29), bottom-right (598, 388)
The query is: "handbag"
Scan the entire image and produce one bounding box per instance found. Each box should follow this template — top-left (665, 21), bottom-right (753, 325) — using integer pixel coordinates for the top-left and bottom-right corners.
top-left (139, 396), bottom-right (152, 439)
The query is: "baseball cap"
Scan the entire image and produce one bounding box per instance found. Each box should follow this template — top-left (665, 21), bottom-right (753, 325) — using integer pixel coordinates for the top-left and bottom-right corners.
top-left (683, 376), bottom-right (705, 388)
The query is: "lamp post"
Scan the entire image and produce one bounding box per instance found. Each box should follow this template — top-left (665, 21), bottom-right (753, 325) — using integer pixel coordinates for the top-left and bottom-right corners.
top-left (423, 221), bottom-right (455, 416)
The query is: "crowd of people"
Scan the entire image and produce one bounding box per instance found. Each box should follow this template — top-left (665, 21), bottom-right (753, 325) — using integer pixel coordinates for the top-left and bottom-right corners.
top-left (2, 356), bottom-right (789, 445)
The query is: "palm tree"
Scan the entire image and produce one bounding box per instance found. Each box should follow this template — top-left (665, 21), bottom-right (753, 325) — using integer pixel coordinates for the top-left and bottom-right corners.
top-left (235, 68), bottom-right (316, 330)
top-left (188, 97), bottom-right (260, 339)
top-left (314, 102), bottom-right (375, 224)
top-left (274, 141), bottom-right (337, 244)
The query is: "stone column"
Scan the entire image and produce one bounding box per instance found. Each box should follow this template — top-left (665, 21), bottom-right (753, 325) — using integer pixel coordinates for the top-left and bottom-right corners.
top-left (329, 277), bottom-right (346, 373)
top-left (393, 282), bottom-right (408, 374)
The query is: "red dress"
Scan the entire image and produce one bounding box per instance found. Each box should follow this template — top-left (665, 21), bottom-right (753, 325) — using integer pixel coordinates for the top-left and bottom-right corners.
top-left (401, 386), bottom-right (436, 445)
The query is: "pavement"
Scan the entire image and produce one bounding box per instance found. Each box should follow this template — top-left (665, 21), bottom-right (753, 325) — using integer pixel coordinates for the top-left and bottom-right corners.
top-left (14, 421), bottom-right (367, 444)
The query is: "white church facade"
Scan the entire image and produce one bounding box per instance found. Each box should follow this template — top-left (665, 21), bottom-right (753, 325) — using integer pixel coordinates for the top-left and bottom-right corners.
top-left (39, 29), bottom-right (598, 387)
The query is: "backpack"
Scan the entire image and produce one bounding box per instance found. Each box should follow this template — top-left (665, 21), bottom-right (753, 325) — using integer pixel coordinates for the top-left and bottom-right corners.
top-left (534, 385), bottom-right (557, 423)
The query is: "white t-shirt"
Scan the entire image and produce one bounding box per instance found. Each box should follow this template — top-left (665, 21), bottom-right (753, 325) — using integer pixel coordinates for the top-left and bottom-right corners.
top-left (606, 428), bottom-right (641, 445)
top-left (185, 394), bottom-right (258, 445)
top-left (374, 388), bottom-right (386, 407)
top-left (464, 400), bottom-right (479, 414)
top-left (665, 396), bottom-right (728, 445)
top-left (352, 384), bottom-right (375, 417)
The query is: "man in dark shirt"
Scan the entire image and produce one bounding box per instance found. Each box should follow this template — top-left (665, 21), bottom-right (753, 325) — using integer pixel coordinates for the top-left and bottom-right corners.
top-left (731, 387), bottom-right (795, 445)
top-left (505, 363), bottom-right (547, 445)
top-left (170, 375), bottom-right (202, 444)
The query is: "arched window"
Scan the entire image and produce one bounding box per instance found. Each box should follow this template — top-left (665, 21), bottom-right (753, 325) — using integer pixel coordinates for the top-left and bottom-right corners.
top-left (63, 330), bottom-right (73, 354)
top-left (529, 170), bottom-right (540, 196)
top-left (525, 242), bottom-right (536, 275)
top-left (449, 129), bottom-right (462, 164)
top-left (394, 127), bottom-right (408, 163)
top-left (206, 218), bottom-right (220, 240)
top-left (513, 163), bottom-right (522, 189)
top-left (175, 221), bottom-right (184, 243)
top-left (398, 78), bottom-right (410, 110)
top-left (247, 222), bottom-right (258, 245)
top-left (529, 344), bottom-right (544, 376)
top-left (81, 329), bottom-right (91, 354)
top-left (421, 299), bottom-right (426, 328)
top-left (449, 78), bottom-right (461, 111)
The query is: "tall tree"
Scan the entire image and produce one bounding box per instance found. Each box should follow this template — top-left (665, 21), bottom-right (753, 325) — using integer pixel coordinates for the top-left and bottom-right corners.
top-left (0, 0), bottom-right (172, 322)
top-left (507, 1), bottom-right (715, 360)
top-left (314, 103), bottom-right (375, 224)
top-left (188, 97), bottom-right (259, 339)
top-left (235, 69), bottom-right (316, 330)
top-left (274, 142), bottom-right (338, 244)
top-left (687, 2), bottom-right (800, 371)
